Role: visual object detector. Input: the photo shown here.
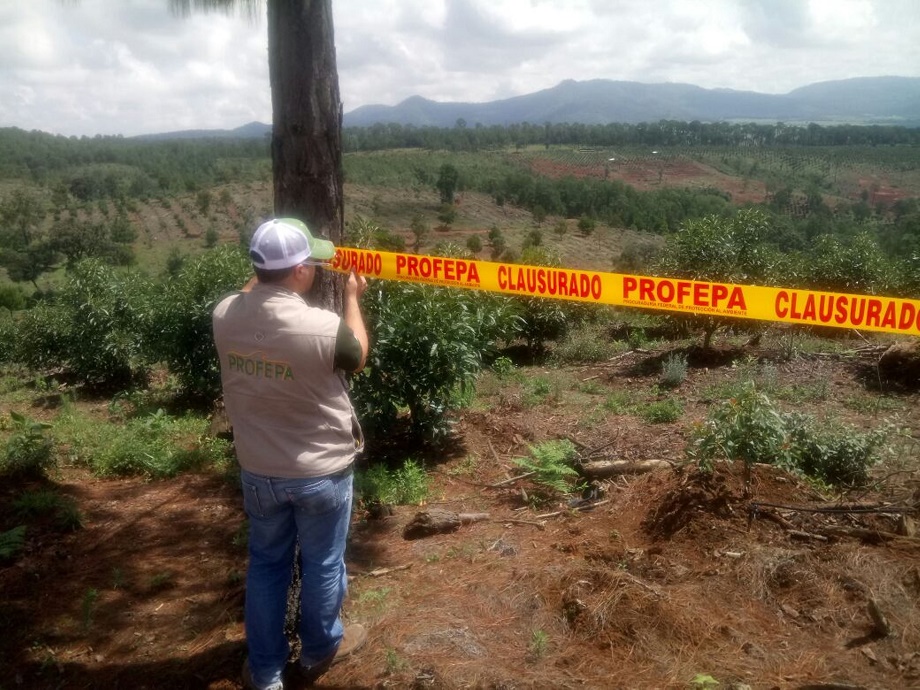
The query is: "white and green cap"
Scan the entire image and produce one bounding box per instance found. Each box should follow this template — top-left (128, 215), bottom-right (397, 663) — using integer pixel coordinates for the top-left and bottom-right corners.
top-left (248, 218), bottom-right (336, 270)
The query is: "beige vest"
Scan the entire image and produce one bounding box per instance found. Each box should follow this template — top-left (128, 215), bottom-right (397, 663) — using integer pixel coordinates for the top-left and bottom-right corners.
top-left (212, 284), bottom-right (362, 478)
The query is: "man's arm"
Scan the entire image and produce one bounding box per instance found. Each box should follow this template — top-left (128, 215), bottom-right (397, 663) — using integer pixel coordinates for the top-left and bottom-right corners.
top-left (343, 270), bottom-right (368, 372)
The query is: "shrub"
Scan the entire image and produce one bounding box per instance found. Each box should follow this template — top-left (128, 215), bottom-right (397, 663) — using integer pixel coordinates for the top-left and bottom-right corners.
top-left (14, 260), bottom-right (153, 388)
top-left (352, 281), bottom-right (518, 441)
top-left (0, 525), bottom-right (26, 561)
top-left (355, 459), bottom-right (428, 506)
top-left (640, 399), bottom-right (684, 424)
top-left (514, 439), bottom-right (581, 495)
top-left (687, 382), bottom-right (890, 487)
top-left (659, 352), bottom-right (688, 389)
top-left (146, 245), bottom-right (252, 402)
top-left (1, 412), bottom-right (54, 479)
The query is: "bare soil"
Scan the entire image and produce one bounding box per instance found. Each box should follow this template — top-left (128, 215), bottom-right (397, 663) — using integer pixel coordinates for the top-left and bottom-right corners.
top-left (2, 336), bottom-right (919, 690)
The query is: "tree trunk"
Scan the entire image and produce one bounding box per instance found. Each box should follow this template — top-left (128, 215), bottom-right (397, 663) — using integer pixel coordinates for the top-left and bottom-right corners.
top-left (266, 0), bottom-right (345, 655)
top-left (267, 0), bottom-right (344, 312)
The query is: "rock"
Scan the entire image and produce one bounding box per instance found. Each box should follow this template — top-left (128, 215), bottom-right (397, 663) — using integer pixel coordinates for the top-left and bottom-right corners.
top-left (878, 341), bottom-right (920, 388)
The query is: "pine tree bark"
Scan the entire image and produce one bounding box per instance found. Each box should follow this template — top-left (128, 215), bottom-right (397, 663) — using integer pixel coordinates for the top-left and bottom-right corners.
top-left (267, 0), bottom-right (344, 312)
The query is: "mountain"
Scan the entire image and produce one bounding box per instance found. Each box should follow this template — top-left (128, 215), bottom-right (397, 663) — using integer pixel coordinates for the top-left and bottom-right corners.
top-left (342, 76), bottom-right (920, 128)
top-left (134, 121), bottom-right (271, 141)
top-left (130, 77), bottom-right (920, 140)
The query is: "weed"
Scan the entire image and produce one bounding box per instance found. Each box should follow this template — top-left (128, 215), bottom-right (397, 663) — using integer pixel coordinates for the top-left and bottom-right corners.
top-left (514, 439), bottom-right (580, 495)
top-left (639, 399), bottom-right (684, 424)
top-left (232, 521), bottom-right (249, 550)
top-left (688, 382), bottom-right (892, 486)
top-left (357, 587), bottom-right (391, 607)
top-left (13, 489), bottom-right (83, 531)
top-left (529, 629), bottom-right (549, 659)
top-left (603, 390), bottom-right (636, 414)
top-left (0, 525), bottom-right (26, 561)
top-left (1, 411), bottom-right (54, 479)
top-left (148, 571), bottom-right (176, 591)
top-left (491, 356), bottom-right (517, 378)
top-left (523, 376), bottom-right (554, 406)
top-left (384, 647), bottom-right (409, 674)
top-left (355, 459), bottom-right (429, 506)
top-left (81, 588), bottom-right (99, 630)
top-left (659, 352), bottom-right (688, 389)
top-left (447, 454), bottom-right (479, 477)
top-left (111, 568), bottom-right (127, 590)
top-left (690, 674), bottom-right (720, 689)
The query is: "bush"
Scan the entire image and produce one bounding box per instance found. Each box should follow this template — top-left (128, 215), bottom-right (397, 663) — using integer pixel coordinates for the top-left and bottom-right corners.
top-left (0, 412), bottom-right (54, 479)
top-left (687, 382), bottom-right (890, 487)
top-left (355, 459), bottom-right (428, 506)
top-left (352, 281), bottom-right (519, 440)
top-left (659, 352), bottom-right (688, 389)
top-left (146, 245), bottom-right (252, 402)
top-left (14, 260), bottom-right (153, 388)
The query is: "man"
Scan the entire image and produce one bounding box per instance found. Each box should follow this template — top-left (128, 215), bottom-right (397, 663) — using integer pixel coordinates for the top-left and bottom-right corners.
top-left (212, 218), bottom-right (369, 690)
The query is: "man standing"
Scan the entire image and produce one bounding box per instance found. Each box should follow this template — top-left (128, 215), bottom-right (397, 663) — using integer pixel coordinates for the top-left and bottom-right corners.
top-left (212, 218), bottom-right (368, 690)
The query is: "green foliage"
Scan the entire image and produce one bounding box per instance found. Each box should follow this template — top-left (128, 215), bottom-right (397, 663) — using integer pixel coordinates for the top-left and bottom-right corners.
top-left (146, 245), bottom-right (252, 401)
top-left (688, 382), bottom-right (890, 486)
top-left (465, 234), bottom-right (483, 254)
top-left (514, 439), bottom-right (580, 495)
top-left (81, 588), bottom-right (99, 630)
top-left (659, 352), bottom-right (688, 389)
top-left (61, 407), bottom-right (217, 478)
top-left (577, 215), bottom-right (596, 236)
top-left (14, 260), bottom-right (153, 387)
top-left (0, 525), bottom-right (27, 561)
top-left (0, 283), bottom-right (28, 313)
top-left (529, 629), bottom-right (549, 659)
top-left (352, 281), bottom-right (518, 440)
top-left (639, 398), bottom-right (684, 424)
top-left (436, 163), bottom-right (460, 204)
top-left (1, 411), bottom-right (54, 479)
top-left (806, 233), bottom-right (892, 294)
top-left (515, 247), bottom-right (570, 353)
top-left (437, 203), bottom-right (457, 227)
top-left (13, 489), bottom-right (83, 531)
top-left (658, 209), bottom-right (774, 348)
top-left (355, 459), bottom-right (429, 506)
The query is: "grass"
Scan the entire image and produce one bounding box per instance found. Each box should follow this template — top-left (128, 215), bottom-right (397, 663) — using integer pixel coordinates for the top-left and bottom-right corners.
top-left (55, 406), bottom-right (231, 478)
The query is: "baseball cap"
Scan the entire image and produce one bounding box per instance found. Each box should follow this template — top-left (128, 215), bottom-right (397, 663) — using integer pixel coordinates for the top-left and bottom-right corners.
top-left (248, 218), bottom-right (336, 270)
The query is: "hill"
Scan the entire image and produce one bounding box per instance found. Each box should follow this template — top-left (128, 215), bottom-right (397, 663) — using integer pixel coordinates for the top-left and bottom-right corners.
top-left (344, 76), bottom-right (920, 128)
top-left (131, 77), bottom-right (920, 141)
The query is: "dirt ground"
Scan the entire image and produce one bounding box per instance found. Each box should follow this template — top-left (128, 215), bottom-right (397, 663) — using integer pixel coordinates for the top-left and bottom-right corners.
top-left (2, 335), bottom-right (919, 690)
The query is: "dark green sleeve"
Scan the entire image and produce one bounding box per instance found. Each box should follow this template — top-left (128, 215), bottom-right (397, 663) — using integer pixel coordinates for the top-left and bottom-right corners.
top-left (333, 319), bottom-right (363, 372)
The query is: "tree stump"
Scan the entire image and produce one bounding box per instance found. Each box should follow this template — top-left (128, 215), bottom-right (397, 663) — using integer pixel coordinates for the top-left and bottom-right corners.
top-left (878, 341), bottom-right (920, 389)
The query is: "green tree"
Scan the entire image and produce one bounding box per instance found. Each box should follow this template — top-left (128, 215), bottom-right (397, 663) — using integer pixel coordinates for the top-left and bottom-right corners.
top-left (410, 214), bottom-right (429, 252)
top-left (658, 209), bottom-right (773, 348)
top-left (436, 163), bottom-right (460, 204)
top-left (437, 203), bottom-right (457, 228)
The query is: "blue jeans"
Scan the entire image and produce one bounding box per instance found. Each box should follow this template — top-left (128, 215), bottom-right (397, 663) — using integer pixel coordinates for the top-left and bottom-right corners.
top-left (240, 467), bottom-right (353, 688)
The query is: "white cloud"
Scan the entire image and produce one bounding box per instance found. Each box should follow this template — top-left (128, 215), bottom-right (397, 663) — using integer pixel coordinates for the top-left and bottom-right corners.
top-left (0, 0), bottom-right (917, 136)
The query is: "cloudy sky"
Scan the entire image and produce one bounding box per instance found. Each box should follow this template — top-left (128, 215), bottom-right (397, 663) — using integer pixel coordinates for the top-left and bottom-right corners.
top-left (2, 0), bottom-right (918, 137)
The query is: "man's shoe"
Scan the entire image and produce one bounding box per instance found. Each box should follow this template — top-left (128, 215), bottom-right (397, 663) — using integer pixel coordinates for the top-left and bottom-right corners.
top-left (242, 658), bottom-right (284, 690)
top-left (333, 623), bottom-right (368, 663)
top-left (296, 624), bottom-right (368, 686)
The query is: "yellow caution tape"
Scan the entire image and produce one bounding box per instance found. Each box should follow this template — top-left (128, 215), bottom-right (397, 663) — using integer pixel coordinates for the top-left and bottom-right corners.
top-left (330, 248), bottom-right (920, 337)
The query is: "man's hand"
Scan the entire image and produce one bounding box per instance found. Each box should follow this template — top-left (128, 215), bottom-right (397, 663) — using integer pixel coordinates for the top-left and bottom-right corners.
top-left (346, 270), bottom-right (367, 300)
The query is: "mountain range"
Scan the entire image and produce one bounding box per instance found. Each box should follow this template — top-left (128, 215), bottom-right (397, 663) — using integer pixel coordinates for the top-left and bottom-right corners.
top-left (139, 76), bottom-right (920, 140)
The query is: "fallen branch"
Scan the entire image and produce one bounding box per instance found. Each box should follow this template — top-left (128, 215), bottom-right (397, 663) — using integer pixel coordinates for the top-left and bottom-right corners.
top-left (819, 525), bottom-right (920, 546)
top-left (580, 459), bottom-right (672, 479)
top-left (534, 498), bottom-right (611, 519)
top-left (488, 471), bottom-right (535, 488)
top-left (402, 509), bottom-right (490, 540)
top-left (356, 564), bottom-right (413, 578)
